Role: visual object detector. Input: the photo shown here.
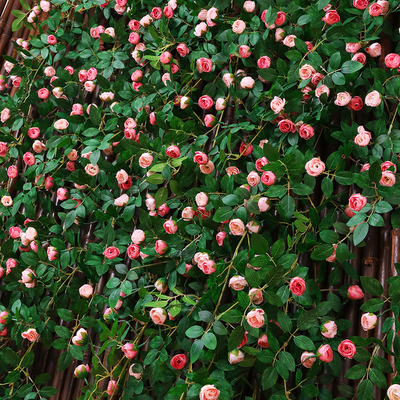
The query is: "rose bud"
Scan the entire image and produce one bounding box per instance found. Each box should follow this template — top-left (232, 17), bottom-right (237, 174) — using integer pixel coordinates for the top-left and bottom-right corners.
top-left (103, 246), bottom-right (120, 259)
top-left (71, 328), bottom-right (88, 346)
top-left (166, 145), bottom-right (180, 158)
top-left (347, 285), bottom-right (364, 300)
top-left (301, 351), bottom-right (316, 368)
top-left (106, 380), bottom-right (118, 396)
top-left (321, 320), bottom-right (337, 338)
top-left (150, 307), bottom-right (167, 325)
top-left (170, 354), bottom-right (187, 369)
top-left (128, 364), bottom-right (143, 380)
top-left (387, 385), bottom-right (400, 400)
top-left (204, 114), bottom-right (217, 127)
top-left (0, 311), bottom-right (10, 325)
top-left (326, 244), bottom-right (338, 262)
top-left (228, 349), bottom-right (245, 364)
top-left (114, 194), bottom-right (129, 207)
top-left (74, 364), bottom-right (89, 379)
top-left (317, 344), bottom-right (333, 362)
top-left (216, 232), bottom-right (227, 246)
top-left (229, 275), bottom-right (248, 291)
top-left (155, 278), bottom-right (168, 293)
top-left (361, 313), bottom-right (377, 331)
top-left (239, 142), bottom-right (253, 156)
top-left (155, 240), bottom-right (168, 255)
top-left (79, 284), bottom-right (93, 298)
top-left (194, 151), bottom-right (208, 165)
top-left (122, 343), bottom-right (138, 359)
top-left (249, 288), bottom-right (263, 305)
top-left (182, 206), bottom-right (195, 221)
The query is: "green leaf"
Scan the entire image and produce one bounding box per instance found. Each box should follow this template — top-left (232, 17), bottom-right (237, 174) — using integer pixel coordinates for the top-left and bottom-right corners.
top-left (228, 326), bottom-right (245, 351)
top-left (89, 105), bottom-right (101, 126)
top-left (39, 387), bottom-right (58, 397)
top-left (294, 335), bottom-right (315, 350)
top-left (263, 143), bottom-right (280, 161)
top-left (369, 368), bottom-right (387, 389)
top-left (360, 276), bottom-right (383, 296)
top-left (203, 333), bottom-right (217, 350)
top-left (321, 177), bottom-right (333, 197)
top-left (279, 352), bottom-right (295, 371)
top-left (332, 72), bottom-right (345, 85)
top-left (277, 310), bottom-right (292, 332)
top-left (185, 326), bottom-right (204, 338)
top-left (262, 366), bottom-right (278, 390)
top-left (360, 298), bottom-right (384, 313)
top-left (311, 244), bottom-right (335, 260)
top-left (353, 222), bottom-right (369, 246)
top-left (155, 187), bottom-right (168, 208)
top-left (297, 308), bottom-right (318, 330)
top-left (251, 233), bottom-right (269, 254)
top-left (345, 364), bottom-right (367, 379)
top-left (190, 340), bottom-right (204, 363)
top-left (213, 206), bottom-right (234, 223)
top-left (320, 230), bottom-right (339, 244)
top-left (341, 60), bottom-right (363, 74)
top-left (357, 380), bottom-right (373, 400)
top-left (279, 195), bottom-right (295, 219)
top-left (372, 356), bottom-right (393, 373)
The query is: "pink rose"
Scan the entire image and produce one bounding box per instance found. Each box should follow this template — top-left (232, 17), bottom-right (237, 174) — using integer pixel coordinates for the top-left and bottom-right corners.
top-left (249, 288), bottom-right (263, 304)
top-left (155, 240), bottom-right (167, 255)
top-left (338, 339), bottom-right (356, 359)
top-left (21, 328), bottom-right (38, 342)
top-left (283, 34), bottom-right (296, 47)
top-left (47, 246), bottom-right (58, 261)
top-left (176, 43), bottom-right (189, 57)
top-left (140, 15), bottom-right (153, 27)
top-left (157, 203), bottom-right (170, 217)
top-left (79, 284), bottom-right (93, 298)
top-left (9, 226), bottom-right (21, 239)
top-left (222, 73), bottom-right (235, 88)
top-left (239, 45), bottom-right (251, 58)
top-left (1, 195), bottom-right (12, 207)
top-left (240, 76), bottom-right (255, 89)
top-left (255, 157), bottom-right (269, 172)
top-left (299, 64), bottom-right (316, 80)
top-left (122, 343), bottom-right (138, 359)
top-left (365, 90), bottom-right (382, 107)
top-left (196, 57), bottom-right (213, 73)
top-left (301, 351), bottom-right (316, 368)
top-left (228, 349), bottom-right (244, 364)
top-left (334, 92), bottom-right (352, 106)
top-left (206, 7), bottom-right (218, 27)
top-left (380, 171), bottom-right (396, 187)
top-left (258, 197), bottom-right (270, 212)
top-left (270, 96), bottom-right (285, 113)
top-left (195, 192), bottom-right (208, 207)
top-left (204, 114), bottom-right (216, 127)
top-left (246, 309), bottom-right (265, 328)
top-left (85, 164), bottom-right (99, 176)
top-left (114, 194), bottom-right (129, 207)
top-left (232, 20), bottom-right (246, 34)
top-left (128, 363), bottom-right (142, 380)
top-left (194, 22), bottom-right (208, 37)
top-left (346, 43), bottom-right (361, 53)
top-left (200, 385), bottom-right (220, 400)
top-left (166, 145), bottom-right (180, 158)
top-left (229, 219), bottom-right (245, 236)
top-left (289, 277), bottom-right (306, 296)
top-left (243, 1), bottom-right (255, 12)
top-left (182, 207), bottom-right (195, 221)
top-left (131, 229), bottom-right (145, 244)
top-left (322, 10), bottom-right (340, 24)
top-left (261, 171), bottom-right (276, 186)
top-left (138, 153), bottom-right (153, 168)
top-left (216, 232), bottom-right (226, 246)
top-left (0, 142), bottom-right (7, 156)
top-left (198, 95), bottom-right (214, 110)
top-left (278, 119), bottom-right (295, 134)
top-left (353, 0), bottom-right (369, 9)
top-left (381, 160), bottom-right (397, 172)
top-left (7, 166), bottom-right (18, 178)
top-left (23, 152), bottom-right (35, 166)
top-left (315, 85), bottom-right (330, 98)
top-left (106, 380), bottom-right (118, 396)
top-left (246, 171), bottom-right (260, 187)
top-left (258, 334), bottom-right (270, 348)
top-left (115, 169), bottom-right (129, 184)
top-left (354, 126), bottom-right (371, 146)
top-left (369, 3), bottom-right (382, 16)
top-left (321, 320), bottom-right (337, 338)
top-left (361, 313), bottom-right (377, 331)
top-left (163, 219), bottom-right (178, 234)
top-left (226, 166), bottom-right (240, 176)
top-left (349, 193), bottom-right (367, 212)
top-left (305, 158), bottom-right (325, 176)
top-left (127, 244), bottom-right (140, 259)
top-left (257, 56), bottom-right (271, 69)
top-left (0, 108), bottom-right (10, 123)
top-left (47, 34), bottom-right (57, 45)
top-left (54, 119), bottom-right (69, 130)
top-left (74, 364), bottom-right (89, 379)
top-left (103, 246), bottom-right (120, 259)
top-left (387, 385), bottom-right (400, 400)
top-left (229, 275), bottom-right (248, 291)
top-left (38, 88), bottom-right (49, 99)
top-left (365, 42), bottom-right (381, 57)
top-left (150, 307), bottom-right (167, 325)
top-left (200, 160), bottom-right (215, 174)
top-left (352, 52), bottom-right (367, 65)
top-left (317, 344), bottom-right (333, 362)
top-left (198, 259), bottom-right (216, 274)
